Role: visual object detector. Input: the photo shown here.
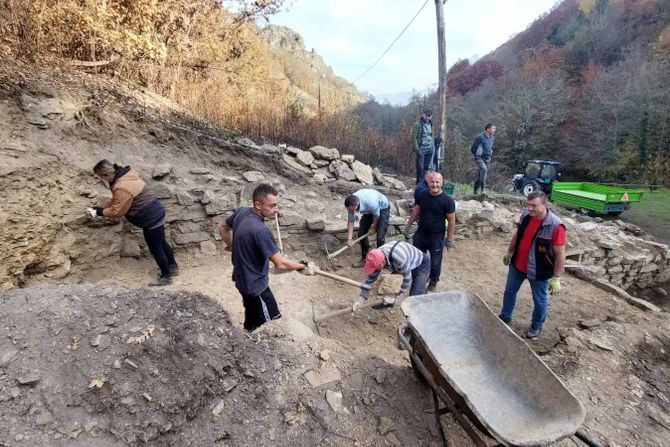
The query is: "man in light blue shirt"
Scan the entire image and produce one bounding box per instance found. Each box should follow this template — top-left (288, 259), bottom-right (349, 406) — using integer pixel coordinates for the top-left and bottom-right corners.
top-left (344, 189), bottom-right (391, 267)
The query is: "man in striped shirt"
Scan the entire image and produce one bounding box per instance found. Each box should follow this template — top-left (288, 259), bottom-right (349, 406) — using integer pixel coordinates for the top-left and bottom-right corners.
top-left (353, 241), bottom-right (430, 310)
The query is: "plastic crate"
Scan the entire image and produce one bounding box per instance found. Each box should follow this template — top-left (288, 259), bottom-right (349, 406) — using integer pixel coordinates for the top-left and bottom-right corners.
top-left (442, 183), bottom-right (454, 196)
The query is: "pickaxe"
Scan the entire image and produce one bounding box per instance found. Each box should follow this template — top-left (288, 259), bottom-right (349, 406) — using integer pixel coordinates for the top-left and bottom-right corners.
top-left (314, 267), bottom-right (371, 290)
top-left (311, 298), bottom-right (383, 335)
top-left (275, 214), bottom-right (284, 254)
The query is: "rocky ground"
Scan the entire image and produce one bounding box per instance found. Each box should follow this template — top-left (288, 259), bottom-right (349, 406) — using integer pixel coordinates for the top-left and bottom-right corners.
top-left (0, 284), bottom-right (451, 446)
top-left (1, 58), bottom-right (669, 446)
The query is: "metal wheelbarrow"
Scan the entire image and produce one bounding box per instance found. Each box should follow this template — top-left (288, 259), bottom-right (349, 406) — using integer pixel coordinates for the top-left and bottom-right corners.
top-left (398, 291), bottom-right (601, 447)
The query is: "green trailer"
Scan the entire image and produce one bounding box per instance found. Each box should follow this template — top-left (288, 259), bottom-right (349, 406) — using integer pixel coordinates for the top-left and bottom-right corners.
top-left (551, 182), bottom-right (644, 215)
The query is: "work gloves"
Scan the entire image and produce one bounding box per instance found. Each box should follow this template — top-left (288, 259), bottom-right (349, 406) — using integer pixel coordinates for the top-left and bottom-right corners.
top-left (299, 261), bottom-right (317, 276)
top-left (352, 296), bottom-right (366, 312)
top-left (503, 251), bottom-right (513, 266)
top-left (549, 277), bottom-right (561, 295)
top-left (444, 239), bottom-right (455, 251)
top-left (86, 207), bottom-right (100, 218)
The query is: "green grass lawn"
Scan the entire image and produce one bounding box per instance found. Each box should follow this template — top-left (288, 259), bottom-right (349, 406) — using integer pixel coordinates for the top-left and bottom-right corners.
top-left (611, 189), bottom-right (670, 244)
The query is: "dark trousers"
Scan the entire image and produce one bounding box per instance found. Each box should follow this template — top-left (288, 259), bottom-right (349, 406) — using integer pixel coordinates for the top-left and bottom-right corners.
top-left (474, 158), bottom-right (490, 194)
top-left (358, 207), bottom-right (391, 259)
top-left (142, 225), bottom-right (176, 277)
top-left (410, 254), bottom-right (431, 295)
top-left (416, 150), bottom-right (434, 184)
top-left (241, 287), bottom-right (281, 331)
top-left (412, 232), bottom-right (444, 282)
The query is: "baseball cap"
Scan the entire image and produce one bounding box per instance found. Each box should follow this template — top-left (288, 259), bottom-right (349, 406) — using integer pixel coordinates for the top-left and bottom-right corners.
top-left (423, 109), bottom-right (432, 116)
top-left (363, 249), bottom-right (385, 274)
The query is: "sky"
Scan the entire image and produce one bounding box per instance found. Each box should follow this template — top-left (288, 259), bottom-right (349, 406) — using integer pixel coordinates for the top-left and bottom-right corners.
top-left (269, 0), bottom-right (559, 102)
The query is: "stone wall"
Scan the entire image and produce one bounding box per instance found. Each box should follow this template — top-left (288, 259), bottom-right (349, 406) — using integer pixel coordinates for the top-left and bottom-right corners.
top-left (278, 143), bottom-right (406, 190)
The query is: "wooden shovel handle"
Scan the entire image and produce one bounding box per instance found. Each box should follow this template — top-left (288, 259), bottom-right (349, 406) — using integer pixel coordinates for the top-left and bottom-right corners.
top-left (327, 232), bottom-right (370, 259)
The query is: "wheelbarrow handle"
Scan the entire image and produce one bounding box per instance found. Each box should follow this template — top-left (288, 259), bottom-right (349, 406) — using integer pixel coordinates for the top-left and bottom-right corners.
top-left (574, 430), bottom-right (602, 447)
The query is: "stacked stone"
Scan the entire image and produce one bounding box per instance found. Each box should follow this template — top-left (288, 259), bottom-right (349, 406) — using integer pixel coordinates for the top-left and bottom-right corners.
top-left (281, 145), bottom-right (406, 190)
top-left (565, 221), bottom-right (670, 290)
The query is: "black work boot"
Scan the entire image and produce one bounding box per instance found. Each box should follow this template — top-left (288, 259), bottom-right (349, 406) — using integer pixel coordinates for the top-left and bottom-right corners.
top-left (158, 265), bottom-right (180, 277)
top-left (524, 326), bottom-right (542, 340)
top-left (426, 280), bottom-right (438, 292)
top-left (371, 302), bottom-right (395, 310)
top-left (498, 314), bottom-right (511, 325)
top-left (149, 275), bottom-right (172, 287)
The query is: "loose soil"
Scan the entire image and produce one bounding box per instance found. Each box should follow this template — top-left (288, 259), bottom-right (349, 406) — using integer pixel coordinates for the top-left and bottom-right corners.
top-left (12, 233), bottom-right (666, 447)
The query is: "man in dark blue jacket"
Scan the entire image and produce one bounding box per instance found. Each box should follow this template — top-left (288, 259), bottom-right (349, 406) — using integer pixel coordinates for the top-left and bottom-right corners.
top-left (471, 123), bottom-right (496, 194)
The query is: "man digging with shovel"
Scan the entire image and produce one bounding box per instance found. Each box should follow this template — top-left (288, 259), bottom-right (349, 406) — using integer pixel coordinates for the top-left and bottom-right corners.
top-left (218, 184), bottom-right (316, 332)
top-left (353, 240), bottom-right (430, 310)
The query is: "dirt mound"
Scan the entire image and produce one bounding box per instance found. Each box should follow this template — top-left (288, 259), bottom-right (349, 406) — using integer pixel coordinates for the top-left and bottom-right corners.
top-left (0, 284), bottom-right (443, 446)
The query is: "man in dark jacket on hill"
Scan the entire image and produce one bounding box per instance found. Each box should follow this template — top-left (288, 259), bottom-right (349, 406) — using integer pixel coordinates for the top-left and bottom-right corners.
top-left (411, 109), bottom-right (435, 184)
top-left (471, 123), bottom-right (496, 194)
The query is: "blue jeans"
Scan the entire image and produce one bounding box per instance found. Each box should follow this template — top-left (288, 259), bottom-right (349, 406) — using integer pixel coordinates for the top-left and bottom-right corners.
top-left (410, 254), bottom-right (431, 296)
top-left (500, 266), bottom-right (549, 330)
top-left (412, 233), bottom-right (444, 282)
top-left (416, 150), bottom-right (434, 184)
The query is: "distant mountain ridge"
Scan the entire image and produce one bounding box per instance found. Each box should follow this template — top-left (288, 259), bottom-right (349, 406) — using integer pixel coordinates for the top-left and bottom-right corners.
top-left (260, 25), bottom-right (369, 114)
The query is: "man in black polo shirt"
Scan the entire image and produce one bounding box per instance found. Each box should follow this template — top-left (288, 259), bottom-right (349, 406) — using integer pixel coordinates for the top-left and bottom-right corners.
top-left (218, 184), bottom-right (312, 331)
top-left (404, 171), bottom-right (456, 292)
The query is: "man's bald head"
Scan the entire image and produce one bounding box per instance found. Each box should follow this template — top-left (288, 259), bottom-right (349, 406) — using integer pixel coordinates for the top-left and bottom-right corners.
top-left (424, 169), bottom-right (437, 180)
top-left (426, 171), bottom-right (444, 195)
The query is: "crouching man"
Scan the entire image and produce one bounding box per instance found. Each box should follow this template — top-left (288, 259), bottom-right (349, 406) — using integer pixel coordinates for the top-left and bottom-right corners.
top-left (353, 241), bottom-right (430, 311)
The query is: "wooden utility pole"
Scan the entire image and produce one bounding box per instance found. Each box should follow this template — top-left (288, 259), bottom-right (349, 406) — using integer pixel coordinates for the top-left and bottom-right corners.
top-left (434, 0), bottom-right (447, 170)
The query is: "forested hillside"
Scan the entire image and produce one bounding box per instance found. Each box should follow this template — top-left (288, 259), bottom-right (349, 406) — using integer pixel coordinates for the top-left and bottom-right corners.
top-left (356, 0), bottom-right (670, 186)
top-left (1, 0), bottom-right (667, 186)
top-left (0, 0), bottom-right (364, 145)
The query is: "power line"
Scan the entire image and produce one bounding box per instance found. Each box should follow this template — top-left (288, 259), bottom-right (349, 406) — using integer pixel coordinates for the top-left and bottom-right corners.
top-left (353, 0), bottom-right (431, 83)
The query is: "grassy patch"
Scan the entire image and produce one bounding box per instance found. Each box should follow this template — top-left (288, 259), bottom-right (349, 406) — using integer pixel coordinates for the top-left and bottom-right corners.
top-left (618, 189), bottom-right (670, 244)
top-left (446, 181), bottom-right (474, 196)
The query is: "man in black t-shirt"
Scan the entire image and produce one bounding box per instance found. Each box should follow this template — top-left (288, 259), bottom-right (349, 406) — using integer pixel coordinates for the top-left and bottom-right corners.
top-left (404, 171), bottom-right (456, 292)
top-left (218, 184), bottom-right (313, 331)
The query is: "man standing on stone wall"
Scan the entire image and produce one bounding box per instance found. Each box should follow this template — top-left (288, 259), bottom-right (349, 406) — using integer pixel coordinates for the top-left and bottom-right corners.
top-left (218, 184), bottom-right (314, 332)
top-left (499, 191), bottom-right (565, 339)
top-left (471, 123), bottom-right (496, 194)
top-left (411, 109), bottom-right (435, 184)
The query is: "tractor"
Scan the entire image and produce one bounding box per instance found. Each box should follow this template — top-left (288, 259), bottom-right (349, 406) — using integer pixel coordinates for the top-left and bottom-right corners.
top-left (508, 160), bottom-right (561, 197)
